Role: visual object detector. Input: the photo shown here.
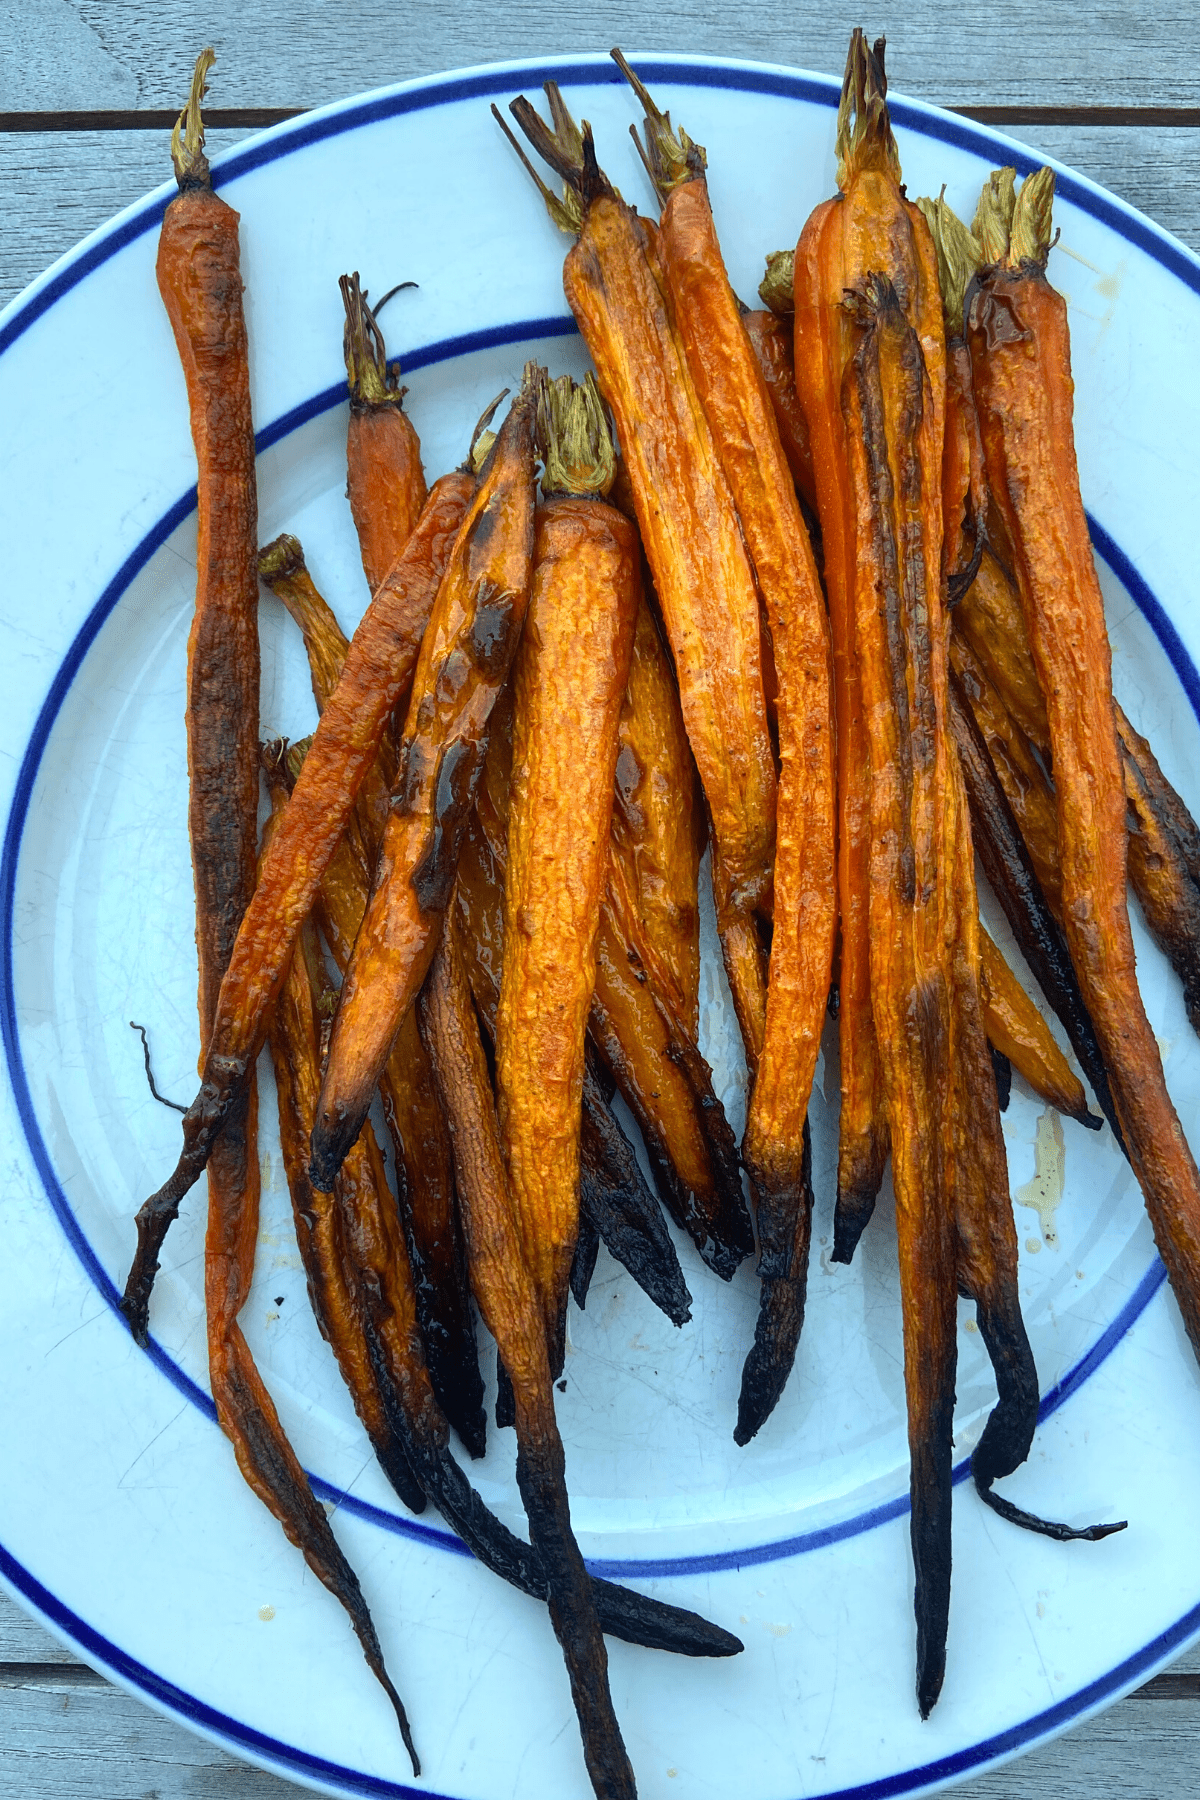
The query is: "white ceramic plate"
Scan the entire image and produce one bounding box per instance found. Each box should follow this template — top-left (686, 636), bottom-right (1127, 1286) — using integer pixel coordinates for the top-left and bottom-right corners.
top-left (3, 51), bottom-right (1200, 1800)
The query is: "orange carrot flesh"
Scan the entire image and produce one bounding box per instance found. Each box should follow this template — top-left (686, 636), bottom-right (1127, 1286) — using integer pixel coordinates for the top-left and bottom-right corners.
top-left (969, 205), bottom-right (1200, 1358)
top-left (741, 306), bottom-right (818, 513)
top-left (340, 270), bottom-right (428, 595)
top-left (978, 930), bottom-right (1092, 1123)
top-left (844, 265), bottom-right (957, 1719)
top-left (122, 473), bottom-right (471, 1338)
top-left (496, 495), bottom-right (640, 1352)
top-left (310, 391), bottom-right (535, 1187)
top-left (422, 924), bottom-right (637, 1800)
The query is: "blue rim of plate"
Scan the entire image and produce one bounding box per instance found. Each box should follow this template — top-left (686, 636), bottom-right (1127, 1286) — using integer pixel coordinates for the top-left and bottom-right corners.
top-left (2, 50), bottom-right (1199, 1800)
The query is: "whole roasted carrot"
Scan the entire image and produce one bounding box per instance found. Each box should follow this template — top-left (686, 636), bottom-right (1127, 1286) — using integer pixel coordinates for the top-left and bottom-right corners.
top-left (615, 55), bottom-right (836, 1435)
top-left (341, 271), bottom-right (428, 595)
top-left (310, 384), bottom-right (536, 1187)
top-left (968, 165), bottom-right (1200, 1360)
top-left (498, 89), bottom-right (777, 1065)
top-left (495, 371), bottom-right (640, 1362)
top-left (122, 470), bottom-right (472, 1339)
top-left (423, 917), bottom-right (637, 1800)
top-left (793, 33), bottom-right (947, 1263)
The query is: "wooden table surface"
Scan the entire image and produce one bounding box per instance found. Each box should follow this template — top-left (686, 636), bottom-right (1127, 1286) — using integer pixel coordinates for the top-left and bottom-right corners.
top-left (2, 4), bottom-right (1199, 1795)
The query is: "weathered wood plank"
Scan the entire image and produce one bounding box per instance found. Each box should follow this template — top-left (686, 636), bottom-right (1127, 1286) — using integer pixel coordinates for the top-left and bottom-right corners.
top-left (0, 1595), bottom-right (81, 1665)
top-left (1, 122), bottom-right (1196, 313)
top-left (0, 0), bottom-right (1197, 116)
top-left (4, 1656), bottom-right (1200, 1797)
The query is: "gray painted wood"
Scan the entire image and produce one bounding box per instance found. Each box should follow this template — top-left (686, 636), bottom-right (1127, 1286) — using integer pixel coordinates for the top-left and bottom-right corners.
top-left (1, 0), bottom-right (1198, 112)
top-left (3, 4), bottom-right (1200, 1796)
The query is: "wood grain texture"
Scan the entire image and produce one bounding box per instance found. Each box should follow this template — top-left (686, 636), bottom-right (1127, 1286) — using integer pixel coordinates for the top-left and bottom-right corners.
top-left (0, 0), bottom-right (1197, 111)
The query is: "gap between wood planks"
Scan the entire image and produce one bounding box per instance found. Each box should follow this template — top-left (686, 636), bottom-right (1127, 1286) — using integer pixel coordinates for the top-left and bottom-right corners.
top-left (3, 105), bottom-right (1200, 131)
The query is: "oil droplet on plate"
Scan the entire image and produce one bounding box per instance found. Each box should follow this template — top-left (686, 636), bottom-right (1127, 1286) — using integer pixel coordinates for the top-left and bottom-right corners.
top-left (258, 1605), bottom-right (275, 1622)
top-left (1016, 1107), bottom-right (1066, 1245)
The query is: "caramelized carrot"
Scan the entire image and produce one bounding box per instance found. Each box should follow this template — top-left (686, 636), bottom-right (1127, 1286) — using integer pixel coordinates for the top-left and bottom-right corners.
top-left (422, 919), bottom-right (637, 1800)
top-left (616, 57), bottom-right (836, 1435)
top-left (456, 752), bottom-right (701, 1315)
top-left (123, 472), bottom-right (471, 1337)
top-left (949, 662), bottom-right (1121, 1140)
top-left (793, 34), bottom-right (946, 1261)
top-left (498, 89), bottom-right (777, 1065)
top-left (310, 387), bottom-right (536, 1187)
top-left (742, 292), bottom-right (818, 513)
top-left (843, 265), bottom-right (956, 1718)
top-left (611, 596), bottom-right (705, 1030)
top-left (977, 930), bottom-right (1095, 1125)
top-left (340, 271), bottom-right (427, 594)
top-left (279, 736), bottom-right (486, 1460)
top-left (496, 372), bottom-right (640, 1361)
top-left (968, 165), bottom-right (1200, 1359)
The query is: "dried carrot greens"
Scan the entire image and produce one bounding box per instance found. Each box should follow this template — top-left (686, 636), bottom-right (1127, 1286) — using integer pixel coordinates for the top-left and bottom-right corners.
top-left (495, 371), bottom-right (639, 1365)
top-left (310, 385), bottom-right (536, 1187)
top-left (497, 87), bottom-right (777, 1065)
top-left (616, 55), bottom-right (836, 1436)
top-left (123, 470), bottom-right (472, 1336)
top-left (968, 164), bottom-right (1200, 1361)
top-left (341, 270), bottom-right (427, 594)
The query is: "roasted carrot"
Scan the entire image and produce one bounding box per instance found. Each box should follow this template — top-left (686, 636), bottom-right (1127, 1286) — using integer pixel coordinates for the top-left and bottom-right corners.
top-left (309, 385), bottom-right (535, 1187)
top-left (279, 736), bottom-right (486, 1460)
top-left (616, 56), bottom-right (837, 1438)
top-left (1117, 709), bottom-right (1200, 1032)
top-left (265, 773), bottom-right (728, 1659)
top-left (341, 270), bottom-right (428, 595)
top-left (494, 371), bottom-right (640, 1366)
top-left (261, 782), bottom-right (427, 1514)
top-left (498, 89), bottom-right (777, 1066)
top-left (132, 61), bottom-right (417, 1758)
top-left (123, 471), bottom-right (471, 1338)
top-left (275, 545), bottom-right (485, 1457)
top-left (422, 917), bottom-right (637, 1800)
top-left (455, 763), bottom-right (697, 1320)
top-left (793, 35), bottom-right (945, 1262)
top-left (610, 596), bottom-right (705, 1032)
top-left (473, 616), bottom-right (745, 1278)
top-left (259, 534), bottom-right (395, 859)
top-left (968, 166), bottom-right (1200, 1360)
top-left (949, 628), bottom-right (1063, 917)
top-left (948, 669), bottom-right (1118, 1139)
top-left (843, 264), bottom-right (957, 1718)
top-left (742, 268), bottom-right (818, 515)
top-left (977, 929), bottom-right (1096, 1125)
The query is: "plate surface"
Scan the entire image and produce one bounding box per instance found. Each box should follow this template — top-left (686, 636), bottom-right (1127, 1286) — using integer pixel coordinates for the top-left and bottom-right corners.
top-left (2, 51), bottom-right (1200, 1800)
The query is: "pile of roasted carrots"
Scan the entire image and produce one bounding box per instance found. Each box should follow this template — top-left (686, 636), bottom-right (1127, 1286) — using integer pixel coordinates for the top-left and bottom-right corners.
top-left (116, 33), bottom-right (1200, 1796)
